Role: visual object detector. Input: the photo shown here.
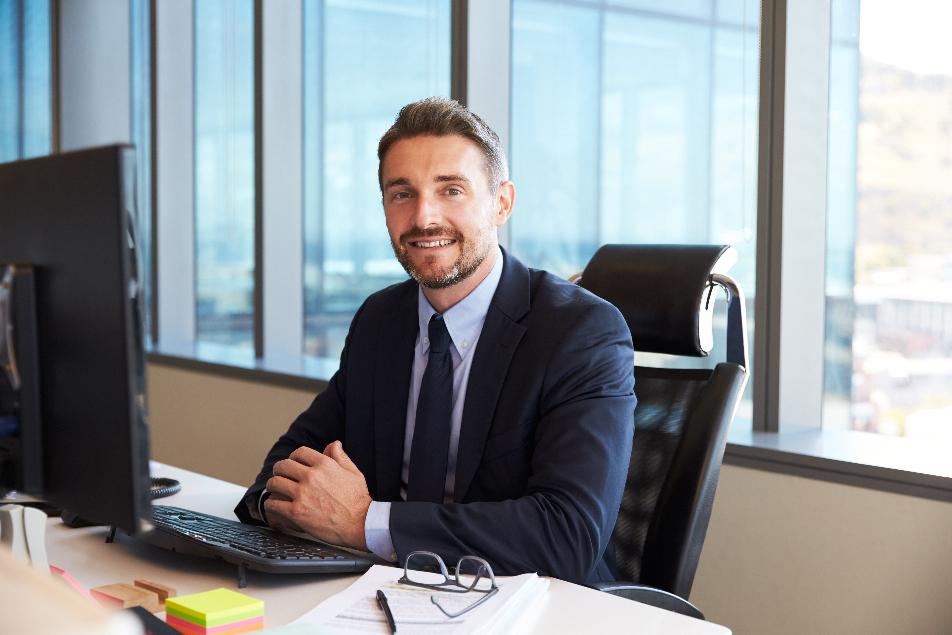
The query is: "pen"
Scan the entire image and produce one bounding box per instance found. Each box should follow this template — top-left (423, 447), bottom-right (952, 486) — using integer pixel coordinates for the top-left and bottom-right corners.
top-left (377, 589), bottom-right (397, 633)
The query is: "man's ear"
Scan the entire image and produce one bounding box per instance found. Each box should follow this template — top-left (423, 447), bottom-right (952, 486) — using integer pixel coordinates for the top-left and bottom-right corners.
top-left (495, 181), bottom-right (515, 227)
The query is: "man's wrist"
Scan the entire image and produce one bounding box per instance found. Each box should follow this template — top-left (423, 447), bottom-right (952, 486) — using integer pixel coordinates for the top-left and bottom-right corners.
top-left (351, 496), bottom-right (372, 550)
top-left (256, 489), bottom-right (272, 524)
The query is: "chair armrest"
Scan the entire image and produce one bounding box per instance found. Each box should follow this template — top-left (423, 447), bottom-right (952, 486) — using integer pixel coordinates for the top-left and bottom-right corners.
top-left (590, 582), bottom-right (705, 620)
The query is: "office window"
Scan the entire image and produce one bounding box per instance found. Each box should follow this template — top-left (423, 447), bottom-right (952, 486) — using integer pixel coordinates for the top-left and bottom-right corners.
top-left (510, 0), bottom-right (759, 410)
top-left (302, 0), bottom-right (451, 359)
top-left (823, 0), bottom-right (952, 440)
top-left (0, 0), bottom-right (51, 162)
top-left (194, 0), bottom-right (255, 348)
top-left (131, 0), bottom-right (152, 342)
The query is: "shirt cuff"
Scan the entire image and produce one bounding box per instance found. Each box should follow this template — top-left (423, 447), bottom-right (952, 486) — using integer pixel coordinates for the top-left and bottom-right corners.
top-left (364, 501), bottom-right (397, 562)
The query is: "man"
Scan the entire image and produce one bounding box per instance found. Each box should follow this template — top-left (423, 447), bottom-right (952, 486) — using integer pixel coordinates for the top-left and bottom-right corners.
top-left (235, 97), bottom-right (635, 585)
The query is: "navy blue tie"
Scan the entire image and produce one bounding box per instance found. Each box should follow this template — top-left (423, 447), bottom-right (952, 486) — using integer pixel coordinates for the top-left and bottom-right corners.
top-left (407, 314), bottom-right (453, 503)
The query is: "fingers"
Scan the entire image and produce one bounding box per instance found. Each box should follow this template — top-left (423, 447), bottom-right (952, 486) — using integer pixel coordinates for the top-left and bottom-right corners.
top-left (325, 440), bottom-right (360, 475)
top-left (265, 474), bottom-right (298, 499)
top-left (269, 444), bottom-right (337, 496)
top-left (263, 497), bottom-right (304, 533)
top-left (288, 445), bottom-right (326, 467)
top-left (272, 457), bottom-right (309, 482)
top-left (274, 442), bottom-right (359, 491)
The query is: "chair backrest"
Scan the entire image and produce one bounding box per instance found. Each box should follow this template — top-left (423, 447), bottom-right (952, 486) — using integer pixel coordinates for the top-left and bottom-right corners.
top-left (577, 244), bottom-right (749, 600)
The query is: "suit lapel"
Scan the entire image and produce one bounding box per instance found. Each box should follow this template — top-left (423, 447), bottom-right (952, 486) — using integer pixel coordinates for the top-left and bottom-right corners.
top-left (454, 250), bottom-right (530, 501)
top-left (373, 283), bottom-right (418, 501)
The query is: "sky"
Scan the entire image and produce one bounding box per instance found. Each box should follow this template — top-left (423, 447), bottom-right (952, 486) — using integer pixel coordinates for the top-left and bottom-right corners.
top-left (860, 0), bottom-right (952, 76)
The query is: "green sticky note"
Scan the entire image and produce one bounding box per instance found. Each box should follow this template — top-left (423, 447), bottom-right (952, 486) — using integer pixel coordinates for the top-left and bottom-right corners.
top-left (164, 588), bottom-right (264, 627)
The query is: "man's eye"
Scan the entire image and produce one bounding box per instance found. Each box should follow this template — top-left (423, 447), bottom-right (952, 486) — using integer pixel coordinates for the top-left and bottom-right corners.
top-left (446, 188), bottom-right (462, 196)
top-left (392, 191), bottom-right (411, 200)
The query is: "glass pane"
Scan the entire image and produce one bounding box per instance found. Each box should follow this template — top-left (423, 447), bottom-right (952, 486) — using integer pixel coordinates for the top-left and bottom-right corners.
top-left (21, 0), bottom-right (50, 158)
top-left (303, 0), bottom-right (451, 359)
top-left (0, 0), bottom-right (51, 163)
top-left (716, 0), bottom-right (756, 25)
top-left (194, 0), bottom-right (255, 348)
top-left (511, 0), bottom-right (759, 422)
top-left (510, 1), bottom-right (600, 275)
top-left (0, 0), bottom-right (15, 161)
top-left (131, 0), bottom-right (152, 342)
top-left (824, 0), bottom-right (952, 440)
top-left (611, 0), bottom-right (711, 20)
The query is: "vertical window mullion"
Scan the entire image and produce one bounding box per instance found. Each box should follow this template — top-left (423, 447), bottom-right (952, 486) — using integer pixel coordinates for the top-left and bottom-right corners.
top-left (57, 0), bottom-right (130, 152)
top-left (155, 0), bottom-right (196, 347)
top-left (261, 0), bottom-right (303, 360)
top-left (780, 0), bottom-right (830, 430)
top-left (753, 0), bottom-right (787, 432)
top-left (754, 0), bottom-right (832, 431)
top-left (468, 0), bottom-right (512, 249)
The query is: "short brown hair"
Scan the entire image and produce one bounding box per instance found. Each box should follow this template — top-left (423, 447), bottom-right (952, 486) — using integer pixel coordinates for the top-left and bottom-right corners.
top-left (377, 97), bottom-right (508, 192)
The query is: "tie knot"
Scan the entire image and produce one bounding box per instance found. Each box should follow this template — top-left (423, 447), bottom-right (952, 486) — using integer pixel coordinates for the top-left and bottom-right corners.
top-left (428, 314), bottom-right (451, 354)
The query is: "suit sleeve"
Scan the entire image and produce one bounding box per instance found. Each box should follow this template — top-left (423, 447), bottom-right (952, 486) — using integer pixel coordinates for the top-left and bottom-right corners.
top-left (233, 302), bottom-right (364, 525)
top-left (389, 301), bottom-right (636, 584)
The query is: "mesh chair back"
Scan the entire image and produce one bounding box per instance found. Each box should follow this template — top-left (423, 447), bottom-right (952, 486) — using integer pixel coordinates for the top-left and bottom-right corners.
top-left (613, 363), bottom-right (746, 597)
top-left (613, 367), bottom-right (710, 582)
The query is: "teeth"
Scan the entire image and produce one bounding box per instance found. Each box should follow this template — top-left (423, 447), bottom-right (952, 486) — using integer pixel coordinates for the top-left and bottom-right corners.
top-left (414, 239), bottom-right (454, 248)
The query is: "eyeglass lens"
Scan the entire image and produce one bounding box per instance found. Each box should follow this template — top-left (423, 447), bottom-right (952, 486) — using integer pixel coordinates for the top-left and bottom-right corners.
top-left (455, 557), bottom-right (494, 592)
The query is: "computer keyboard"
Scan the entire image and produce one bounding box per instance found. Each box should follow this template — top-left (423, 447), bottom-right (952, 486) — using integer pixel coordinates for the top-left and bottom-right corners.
top-left (143, 505), bottom-right (373, 584)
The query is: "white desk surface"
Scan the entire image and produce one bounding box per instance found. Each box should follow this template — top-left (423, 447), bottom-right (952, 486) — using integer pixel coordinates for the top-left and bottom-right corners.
top-left (44, 462), bottom-right (730, 634)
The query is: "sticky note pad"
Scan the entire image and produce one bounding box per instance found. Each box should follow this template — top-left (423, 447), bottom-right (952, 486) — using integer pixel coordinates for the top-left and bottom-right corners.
top-left (166, 614), bottom-right (264, 635)
top-left (164, 588), bottom-right (263, 630)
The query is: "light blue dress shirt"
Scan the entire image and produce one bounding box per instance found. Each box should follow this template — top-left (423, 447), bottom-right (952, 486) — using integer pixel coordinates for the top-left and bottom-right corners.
top-left (363, 247), bottom-right (504, 561)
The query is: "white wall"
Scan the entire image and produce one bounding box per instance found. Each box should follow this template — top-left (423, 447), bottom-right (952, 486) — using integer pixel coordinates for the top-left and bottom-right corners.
top-left (147, 364), bottom-right (315, 485)
top-left (148, 362), bottom-right (952, 635)
top-left (693, 466), bottom-right (952, 634)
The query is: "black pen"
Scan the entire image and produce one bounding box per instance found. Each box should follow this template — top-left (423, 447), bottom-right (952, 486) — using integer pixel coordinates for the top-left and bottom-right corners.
top-left (377, 589), bottom-right (397, 633)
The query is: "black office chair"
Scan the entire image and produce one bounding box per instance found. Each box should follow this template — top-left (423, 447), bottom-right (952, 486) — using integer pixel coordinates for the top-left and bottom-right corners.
top-left (574, 244), bottom-right (749, 620)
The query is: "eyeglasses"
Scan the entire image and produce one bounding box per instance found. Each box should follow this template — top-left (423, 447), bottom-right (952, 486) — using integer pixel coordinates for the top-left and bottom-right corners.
top-left (398, 551), bottom-right (499, 618)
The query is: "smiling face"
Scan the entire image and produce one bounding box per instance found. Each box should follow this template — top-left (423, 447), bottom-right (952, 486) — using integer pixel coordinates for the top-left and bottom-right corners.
top-left (382, 134), bottom-right (513, 293)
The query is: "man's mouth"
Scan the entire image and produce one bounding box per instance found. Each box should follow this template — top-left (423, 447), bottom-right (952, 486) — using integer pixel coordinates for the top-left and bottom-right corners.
top-left (409, 239), bottom-right (457, 249)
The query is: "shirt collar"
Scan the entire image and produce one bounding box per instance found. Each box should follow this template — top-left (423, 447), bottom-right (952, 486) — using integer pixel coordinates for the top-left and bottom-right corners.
top-left (417, 246), bottom-right (504, 356)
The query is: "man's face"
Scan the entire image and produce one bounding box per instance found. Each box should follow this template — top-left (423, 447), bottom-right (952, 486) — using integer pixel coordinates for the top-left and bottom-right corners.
top-left (381, 134), bottom-right (507, 289)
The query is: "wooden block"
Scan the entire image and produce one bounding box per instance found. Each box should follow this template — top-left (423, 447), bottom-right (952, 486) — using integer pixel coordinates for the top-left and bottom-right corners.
top-left (91, 582), bottom-right (162, 613)
top-left (134, 578), bottom-right (177, 604)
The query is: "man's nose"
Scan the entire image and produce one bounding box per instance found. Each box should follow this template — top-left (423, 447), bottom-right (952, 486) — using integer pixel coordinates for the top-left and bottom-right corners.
top-left (411, 193), bottom-right (442, 227)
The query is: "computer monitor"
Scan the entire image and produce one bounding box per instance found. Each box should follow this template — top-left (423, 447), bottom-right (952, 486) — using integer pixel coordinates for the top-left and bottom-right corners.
top-left (0, 145), bottom-right (151, 535)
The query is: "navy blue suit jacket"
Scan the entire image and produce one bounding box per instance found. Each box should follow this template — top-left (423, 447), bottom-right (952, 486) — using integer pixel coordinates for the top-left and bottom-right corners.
top-left (236, 250), bottom-right (635, 584)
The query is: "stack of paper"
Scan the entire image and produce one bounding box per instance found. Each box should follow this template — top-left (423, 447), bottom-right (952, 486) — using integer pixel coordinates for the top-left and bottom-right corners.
top-left (164, 588), bottom-right (264, 635)
top-left (291, 564), bottom-right (549, 634)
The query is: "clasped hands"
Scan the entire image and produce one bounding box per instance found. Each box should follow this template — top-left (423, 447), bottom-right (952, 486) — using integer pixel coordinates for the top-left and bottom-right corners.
top-left (264, 441), bottom-right (372, 550)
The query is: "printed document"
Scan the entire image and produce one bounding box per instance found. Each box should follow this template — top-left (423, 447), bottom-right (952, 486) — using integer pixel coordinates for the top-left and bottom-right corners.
top-left (291, 564), bottom-right (548, 634)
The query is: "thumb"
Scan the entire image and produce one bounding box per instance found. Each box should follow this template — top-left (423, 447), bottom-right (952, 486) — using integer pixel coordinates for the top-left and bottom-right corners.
top-left (326, 440), bottom-right (360, 474)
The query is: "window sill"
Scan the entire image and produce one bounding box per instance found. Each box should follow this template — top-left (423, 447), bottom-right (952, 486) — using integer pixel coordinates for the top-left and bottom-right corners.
top-left (147, 344), bottom-right (952, 503)
top-left (146, 340), bottom-right (332, 394)
top-left (725, 425), bottom-right (952, 503)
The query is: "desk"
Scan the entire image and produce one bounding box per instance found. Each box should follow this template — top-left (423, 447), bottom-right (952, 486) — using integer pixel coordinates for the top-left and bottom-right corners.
top-left (44, 462), bottom-right (730, 634)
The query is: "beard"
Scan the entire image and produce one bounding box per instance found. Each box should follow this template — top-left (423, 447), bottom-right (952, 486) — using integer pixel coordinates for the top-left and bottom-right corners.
top-left (391, 224), bottom-right (492, 289)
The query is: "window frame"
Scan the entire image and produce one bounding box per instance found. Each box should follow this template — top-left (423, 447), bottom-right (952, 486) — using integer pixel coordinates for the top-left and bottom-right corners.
top-left (47, 0), bottom-right (946, 501)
